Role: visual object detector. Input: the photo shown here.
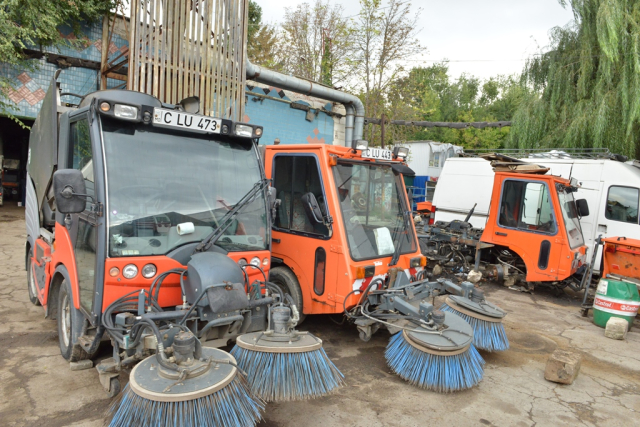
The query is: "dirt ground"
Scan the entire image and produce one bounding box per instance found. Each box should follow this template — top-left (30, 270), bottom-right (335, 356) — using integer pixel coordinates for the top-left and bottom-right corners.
top-left (1, 202), bottom-right (639, 427)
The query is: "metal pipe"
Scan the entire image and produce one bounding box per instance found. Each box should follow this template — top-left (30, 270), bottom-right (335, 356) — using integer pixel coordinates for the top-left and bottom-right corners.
top-left (245, 60), bottom-right (365, 147)
top-left (344, 103), bottom-right (354, 146)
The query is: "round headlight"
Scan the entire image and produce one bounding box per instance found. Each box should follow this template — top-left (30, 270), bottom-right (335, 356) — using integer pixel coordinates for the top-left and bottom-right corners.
top-left (122, 264), bottom-right (138, 279)
top-left (109, 267), bottom-right (120, 277)
top-left (141, 264), bottom-right (157, 278)
top-left (262, 258), bottom-right (269, 266)
top-left (250, 257), bottom-right (261, 267)
top-left (100, 101), bottom-right (111, 112)
top-left (237, 258), bottom-right (248, 267)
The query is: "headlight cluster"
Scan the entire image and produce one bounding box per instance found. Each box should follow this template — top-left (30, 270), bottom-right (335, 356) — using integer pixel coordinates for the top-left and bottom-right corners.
top-left (112, 263), bottom-right (157, 279)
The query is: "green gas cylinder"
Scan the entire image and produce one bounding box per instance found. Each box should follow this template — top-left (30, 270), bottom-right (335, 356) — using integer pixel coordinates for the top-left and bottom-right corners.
top-left (593, 278), bottom-right (640, 329)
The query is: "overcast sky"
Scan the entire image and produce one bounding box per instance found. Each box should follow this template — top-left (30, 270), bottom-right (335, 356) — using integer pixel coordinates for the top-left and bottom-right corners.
top-left (257, 0), bottom-right (576, 80)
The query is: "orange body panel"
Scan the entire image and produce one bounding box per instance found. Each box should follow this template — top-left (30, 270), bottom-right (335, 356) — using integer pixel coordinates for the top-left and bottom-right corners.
top-left (50, 223), bottom-right (82, 309)
top-left (601, 237), bottom-right (640, 280)
top-left (264, 144), bottom-right (424, 314)
top-left (481, 172), bottom-right (586, 282)
top-left (43, 220), bottom-right (269, 313)
top-left (32, 238), bottom-right (53, 306)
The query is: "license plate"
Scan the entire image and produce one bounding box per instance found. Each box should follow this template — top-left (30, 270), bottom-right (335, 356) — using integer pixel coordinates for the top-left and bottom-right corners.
top-left (153, 108), bottom-right (221, 134)
top-left (362, 147), bottom-right (393, 161)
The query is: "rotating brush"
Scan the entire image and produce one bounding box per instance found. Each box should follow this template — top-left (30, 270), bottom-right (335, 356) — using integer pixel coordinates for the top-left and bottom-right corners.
top-left (440, 289), bottom-right (508, 352)
top-left (384, 309), bottom-right (485, 393)
top-left (231, 304), bottom-right (345, 401)
top-left (108, 331), bottom-right (264, 427)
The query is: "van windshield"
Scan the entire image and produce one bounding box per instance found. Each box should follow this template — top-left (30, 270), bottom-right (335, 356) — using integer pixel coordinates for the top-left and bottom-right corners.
top-left (332, 162), bottom-right (416, 261)
top-left (101, 117), bottom-right (268, 257)
top-left (557, 186), bottom-right (585, 249)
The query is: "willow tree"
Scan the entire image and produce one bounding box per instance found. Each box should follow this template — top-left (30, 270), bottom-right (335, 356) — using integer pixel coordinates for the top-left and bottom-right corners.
top-left (508, 0), bottom-right (640, 158)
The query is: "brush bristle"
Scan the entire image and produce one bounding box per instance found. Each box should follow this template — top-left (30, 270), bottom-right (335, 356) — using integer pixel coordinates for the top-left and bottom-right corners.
top-left (107, 373), bottom-right (264, 427)
top-left (385, 332), bottom-right (484, 392)
top-left (440, 303), bottom-right (509, 352)
top-left (230, 345), bottom-right (345, 401)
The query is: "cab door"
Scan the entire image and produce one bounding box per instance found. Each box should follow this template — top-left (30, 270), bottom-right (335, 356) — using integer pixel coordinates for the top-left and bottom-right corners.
top-left (490, 178), bottom-right (565, 280)
top-left (66, 116), bottom-right (100, 316)
top-left (271, 154), bottom-right (337, 313)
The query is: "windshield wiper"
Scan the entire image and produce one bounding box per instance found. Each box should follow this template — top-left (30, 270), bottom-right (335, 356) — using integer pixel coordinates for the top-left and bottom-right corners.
top-left (194, 179), bottom-right (269, 253)
top-left (389, 211), bottom-right (410, 267)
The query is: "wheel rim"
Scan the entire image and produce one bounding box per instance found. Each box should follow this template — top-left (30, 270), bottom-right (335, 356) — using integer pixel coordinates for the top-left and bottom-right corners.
top-left (28, 259), bottom-right (37, 298)
top-left (61, 293), bottom-right (71, 347)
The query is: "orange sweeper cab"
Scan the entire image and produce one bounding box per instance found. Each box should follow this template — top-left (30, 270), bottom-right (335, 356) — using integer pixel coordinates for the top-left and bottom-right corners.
top-left (420, 155), bottom-right (590, 291)
top-left (25, 72), bottom-right (278, 396)
top-left (263, 143), bottom-right (430, 338)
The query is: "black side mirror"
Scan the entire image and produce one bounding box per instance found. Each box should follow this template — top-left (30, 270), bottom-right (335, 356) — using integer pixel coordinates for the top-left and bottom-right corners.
top-left (576, 199), bottom-right (589, 217)
top-left (267, 186), bottom-right (280, 222)
top-left (301, 192), bottom-right (323, 224)
top-left (53, 169), bottom-right (87, 214)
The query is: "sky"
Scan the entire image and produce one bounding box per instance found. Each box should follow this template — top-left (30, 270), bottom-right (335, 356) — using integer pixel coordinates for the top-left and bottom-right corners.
top-left (256, 0), bottom-right (576, 80)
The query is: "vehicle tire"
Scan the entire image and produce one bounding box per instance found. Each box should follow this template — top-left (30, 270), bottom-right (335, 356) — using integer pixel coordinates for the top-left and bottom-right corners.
top-left (57, 279), bottom-right (90, 362)
top-left (107, 377), bottom-right (121, 398)
top-left (26, 249), bottom-right (40, 306)
top-left (269, 266), bottom-right (306, 324)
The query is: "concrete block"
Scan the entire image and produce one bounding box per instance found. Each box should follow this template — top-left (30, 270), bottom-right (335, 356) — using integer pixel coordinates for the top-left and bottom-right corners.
top-left (544, 349), bottom-right (582, 385)
top-left (467, 270), bottom-right (483, 283)
top-left (604, 317), bottom-right (628, 340)
top-left (70, 360), bottom-right (93, 371)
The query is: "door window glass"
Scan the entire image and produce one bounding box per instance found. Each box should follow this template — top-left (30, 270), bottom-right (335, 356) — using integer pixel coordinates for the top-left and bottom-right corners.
top-left (69, 119), bottom-right (94, 208)
top-left (273, 156), bottom-right (329, 236)
top-left (605, 186), bottom-right (639, 224)
top-left (499, 180), bottom-right (557, 234)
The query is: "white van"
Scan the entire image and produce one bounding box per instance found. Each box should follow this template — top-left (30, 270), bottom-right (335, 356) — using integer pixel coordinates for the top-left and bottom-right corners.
top-left (432, 155), bottom-right (640, 270)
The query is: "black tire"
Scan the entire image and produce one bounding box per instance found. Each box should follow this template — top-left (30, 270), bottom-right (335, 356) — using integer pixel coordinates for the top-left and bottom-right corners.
top-left (26, 249), bottom-right (41, 306)
top-left (107, 377), bottom-right (121, 398)
top-left (57, 279), bottom-right (90, 362)
top-left (269, 266), bottom-right (306, 323)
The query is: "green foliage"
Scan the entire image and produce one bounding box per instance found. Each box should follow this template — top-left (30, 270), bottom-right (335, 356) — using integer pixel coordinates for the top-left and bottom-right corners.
top-left (375, 62), bottom-right (527, 150)
top-left (508, 0), bottom-right (640, 158)
top-left (0, 0), bottom-right (114, 119)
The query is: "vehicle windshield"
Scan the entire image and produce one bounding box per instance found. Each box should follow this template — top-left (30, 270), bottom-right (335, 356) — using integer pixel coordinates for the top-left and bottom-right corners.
top-left (557, 186), bottom-right (584, 249)
top-left (101, 117), bottom-right (268, 257)
top-left (332, 162), bottom-right (416, 261)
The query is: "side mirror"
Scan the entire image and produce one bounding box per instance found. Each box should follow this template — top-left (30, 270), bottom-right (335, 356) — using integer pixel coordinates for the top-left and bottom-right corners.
top-left (301, 192), bottom-right (323, 224)
top-left (267, 186), bottom-right (280, 222)
top-left (576, 199), bottom-right (589, 217)
top-left (53, 169), bottom-right (87, 214)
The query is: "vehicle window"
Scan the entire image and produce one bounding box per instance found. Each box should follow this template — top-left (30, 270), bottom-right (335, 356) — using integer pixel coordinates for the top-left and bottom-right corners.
top-left (273, 155), bottom-right (329, 237)
top-left (499, 180), bottom-right (557, 234)
top-left (605, 186), bottom-right (639, 224)
top-left (333, 163), bottom-right (416, 261)
top-left (69, 119), bottom-right (94, 208)
top-left (557, 186), bottom-right (585, 249)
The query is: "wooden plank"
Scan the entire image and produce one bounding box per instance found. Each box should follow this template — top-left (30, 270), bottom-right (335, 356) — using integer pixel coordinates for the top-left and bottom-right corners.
top-left (159, 0), bottom-right (167, 100)
top-left (194, 0), bottom-right (201, 96)
top-left (170, 0), bottom-right (181, 103)
top-left (202, 0), bottom-right (213, 115)
top-left (128, 0), bottom-right (138, 90)
top-left (139, 0), bottom-right (147, 93)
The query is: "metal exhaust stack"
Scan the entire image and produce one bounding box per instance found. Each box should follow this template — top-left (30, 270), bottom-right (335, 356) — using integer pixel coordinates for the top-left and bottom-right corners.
top-left (245, 60), bottom-right (364, 148)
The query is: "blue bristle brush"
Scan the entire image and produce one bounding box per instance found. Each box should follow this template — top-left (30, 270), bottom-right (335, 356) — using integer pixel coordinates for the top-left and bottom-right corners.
top-left (440, 292), bottom-right (509, 352)
top-left (108, 347), bottom-right (264, 427)
top-left (384, 310), bottom-right (485, 393)
top-left (232, 329), bottom-right (345, 401)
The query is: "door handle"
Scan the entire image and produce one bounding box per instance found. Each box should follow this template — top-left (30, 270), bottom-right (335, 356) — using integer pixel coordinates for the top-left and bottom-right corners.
top-left (495, 232), bottom-right (508, 236)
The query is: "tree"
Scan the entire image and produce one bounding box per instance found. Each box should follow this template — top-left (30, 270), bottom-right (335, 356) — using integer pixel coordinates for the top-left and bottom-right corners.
top-left (508, 0), bottom-right (640, 158)
top-left (246, 1), bottom-right (283, 69)
top-left (351, 0), bottom-right (425, 142)
top-left (279, 0), bottom-right (355, 85)
top-left (0, 0), bottom-right (114, 121)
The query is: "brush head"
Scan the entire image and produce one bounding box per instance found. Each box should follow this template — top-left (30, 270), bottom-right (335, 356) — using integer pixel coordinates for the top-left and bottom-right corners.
top-left (404, 310), bottom-right (474, 353)
top-left (442, 297), bottom-right (509, 352)
top-left (446, 295), bottom-right (506, 321)
top-left (385, 330), bottom-right (485, 392)
top-left (108, 347), bottom-right (264, 427)
top-left (232, 331), bottom-right (345, 401)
